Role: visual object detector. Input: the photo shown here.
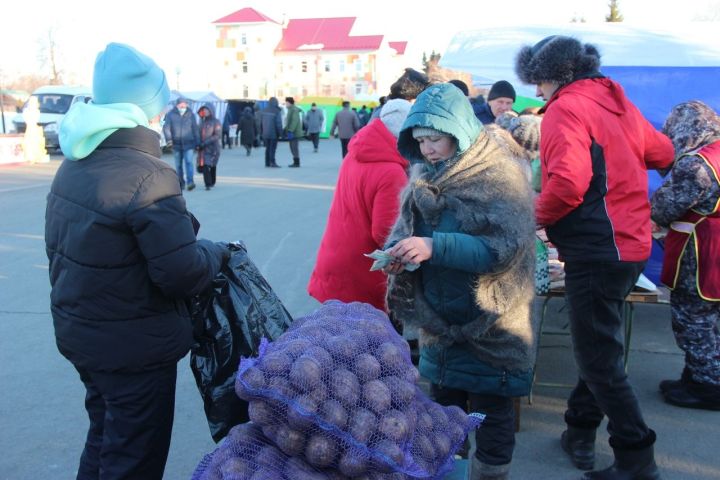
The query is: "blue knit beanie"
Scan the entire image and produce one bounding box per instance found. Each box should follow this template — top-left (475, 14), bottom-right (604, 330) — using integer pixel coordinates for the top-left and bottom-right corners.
top-left (92, 43), bottom-right (170, 120)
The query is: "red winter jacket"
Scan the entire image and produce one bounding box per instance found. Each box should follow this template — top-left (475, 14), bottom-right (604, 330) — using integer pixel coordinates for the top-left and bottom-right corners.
top-left (536, 77), bottom-right (674, 262)
top-left (308, 119), bottom-right (409, 310)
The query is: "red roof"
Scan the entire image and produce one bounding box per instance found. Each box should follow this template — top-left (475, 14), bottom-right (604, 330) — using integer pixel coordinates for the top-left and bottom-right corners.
top-left (213, 7), bottom-right (279, 24)
top-left (276, 17), bottom-right (383, 52)
top-left (388, 41), bottom-right (408, 55)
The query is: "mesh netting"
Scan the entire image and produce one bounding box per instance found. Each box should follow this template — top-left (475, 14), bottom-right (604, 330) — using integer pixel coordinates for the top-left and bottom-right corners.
top-left (230, 301), bottom-right (483, 479)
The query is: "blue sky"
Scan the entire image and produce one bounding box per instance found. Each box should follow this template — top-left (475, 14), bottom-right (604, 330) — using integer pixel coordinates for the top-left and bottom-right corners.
top-left (1, 0), bottom-right (718, 89)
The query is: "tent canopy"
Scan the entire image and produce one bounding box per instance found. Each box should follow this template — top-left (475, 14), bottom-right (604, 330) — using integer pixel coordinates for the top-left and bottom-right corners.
top-left (168, 90), bottom-right (228, 123)
top-left (440, 23), bottom-right (720, 128)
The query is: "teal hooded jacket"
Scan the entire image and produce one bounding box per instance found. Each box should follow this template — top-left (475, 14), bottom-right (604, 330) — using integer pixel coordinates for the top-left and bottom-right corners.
top-left (393, 84), bottom-right (535, 396)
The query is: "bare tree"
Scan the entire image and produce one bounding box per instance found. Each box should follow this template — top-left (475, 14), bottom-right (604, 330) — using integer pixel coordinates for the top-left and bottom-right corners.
top-left (606, 0), bottom-right (624, 22)
top-left (37, 27), bottom-right (63, 85)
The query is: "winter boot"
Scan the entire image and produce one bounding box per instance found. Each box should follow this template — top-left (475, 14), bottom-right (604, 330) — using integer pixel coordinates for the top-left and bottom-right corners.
top-left (466, 456), bottom-right (510, 480)
top-left (659, 367), bottom-right (691, 394)
top-left (664, 381), bottom-right (720, 411)
top-left (288, 157), bottom-right (300, 167)
top-left (582, 445), bottom-right (661, 480)
top-left (561, 426), bottom-right (596, 470)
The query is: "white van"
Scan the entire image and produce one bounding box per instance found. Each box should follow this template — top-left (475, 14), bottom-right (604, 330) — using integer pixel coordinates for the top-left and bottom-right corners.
top-left (12, 85), bottom-right (92, 151)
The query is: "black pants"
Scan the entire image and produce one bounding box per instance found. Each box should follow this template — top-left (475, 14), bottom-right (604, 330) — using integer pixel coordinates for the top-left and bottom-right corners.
top-left (431, 384), bottom-right (515, 466)
top-left (74, 364), bottom-right (177, 480)
top-left (288, 138), bottom-right (300, 164)
top-left (264, 138), bottom-right (278, 166)
top-left (340, 138), bottom-right (351, 159)
top-left (308, 132), bottom-right (320, 149)
top-left (564, 260), bottom-right (654, 450)
top-left (203, 165), bottom-right (217, 187)
top-left (221, 131), bottom-right (231, 149)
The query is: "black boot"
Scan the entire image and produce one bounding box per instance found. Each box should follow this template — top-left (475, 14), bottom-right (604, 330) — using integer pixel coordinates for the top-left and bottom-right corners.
top-left (659, 366), bottom-right (691, 394)
top-left (561, 426), bottom-right (596, 470)
top-left (582, 445), bottom-right (661, 480)
top-left (288, 157), bottom-right (300, 167)
top-left (664, 381), bottom-right (720, 411)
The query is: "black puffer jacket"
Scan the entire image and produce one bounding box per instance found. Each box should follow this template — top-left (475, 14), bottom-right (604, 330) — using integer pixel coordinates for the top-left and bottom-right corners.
top-left (45, 126), bottom-right (225, 372)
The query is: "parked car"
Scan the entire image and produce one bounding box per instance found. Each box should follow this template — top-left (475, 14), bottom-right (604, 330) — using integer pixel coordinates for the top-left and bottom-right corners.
top-left (11, 85), bottom-right (92, 151)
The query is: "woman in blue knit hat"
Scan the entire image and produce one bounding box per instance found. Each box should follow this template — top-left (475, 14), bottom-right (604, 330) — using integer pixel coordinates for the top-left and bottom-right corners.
top-left (384, 83), bottom-right (537, 480)
top-left (46, 43), bottom-right (229, 479)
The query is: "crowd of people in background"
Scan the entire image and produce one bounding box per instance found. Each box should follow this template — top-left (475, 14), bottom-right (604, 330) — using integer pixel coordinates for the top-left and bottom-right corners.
top-left (45, 32), bottom-right (720, 480)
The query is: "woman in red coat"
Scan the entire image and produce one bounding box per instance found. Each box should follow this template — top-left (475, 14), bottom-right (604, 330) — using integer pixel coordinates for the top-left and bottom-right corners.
top-left (308, 99), bottom-right (411, 311)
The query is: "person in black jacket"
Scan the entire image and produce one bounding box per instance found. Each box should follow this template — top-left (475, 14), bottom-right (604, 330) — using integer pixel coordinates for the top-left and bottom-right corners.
top-left (46, 42), bottom-right (228, 480)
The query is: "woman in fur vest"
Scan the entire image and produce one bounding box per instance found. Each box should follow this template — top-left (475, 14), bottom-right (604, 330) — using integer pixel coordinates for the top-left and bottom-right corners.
top-left (384, 83), bottom-right (538, 480)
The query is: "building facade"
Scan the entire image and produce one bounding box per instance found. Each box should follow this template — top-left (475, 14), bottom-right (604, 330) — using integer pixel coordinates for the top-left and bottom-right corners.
top-left (211, 8), bottom-right (408, 101)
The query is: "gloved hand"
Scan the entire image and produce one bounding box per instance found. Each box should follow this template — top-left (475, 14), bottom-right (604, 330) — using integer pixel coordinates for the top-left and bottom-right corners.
top-left (286, 131), bottom-right (294, 140)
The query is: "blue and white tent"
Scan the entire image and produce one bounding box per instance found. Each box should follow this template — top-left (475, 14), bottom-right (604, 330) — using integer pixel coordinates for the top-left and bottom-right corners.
top-left (440, 23), bottom-right (720, 285)
top-left (440, 23), bottom-right (720, 128)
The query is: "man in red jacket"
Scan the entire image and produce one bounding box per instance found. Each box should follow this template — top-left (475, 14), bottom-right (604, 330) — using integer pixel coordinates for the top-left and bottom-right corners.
top-left (308, 99), bottom-right (412, 311)
top-left (516, 36), bottom-right (674, 479)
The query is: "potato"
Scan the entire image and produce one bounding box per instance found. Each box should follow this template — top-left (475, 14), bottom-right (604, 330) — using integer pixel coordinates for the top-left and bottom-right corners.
top-left (289, 356), bottom-right (323, 392)
top-left (338, 449), bottom-right (369, 477)
top-left (320, 398), bottom-right (349, 430)
top-left (416, 411), bottom-right (434, 433)
top-left (353, 353), bottom-right (382, 382)
top-left (259, 351), bottom-right (292, 376)
top-left (274, 424), bottom-right (306, 457)
top-left (378, 410), bottom-right (411, 443)
top-left (445, 405), bottom-right (468, 426)
top-left (261, 424), bottom-right (279, 443)
top-left (235, 366), bottom-right (266, 399)
top-left (248, 400), bottom-right (276, 427)
top-left (219, 457), bottom-right (253, 480)
top-left (382, 376), bottom-right (416, 409)
top-left (402, 366), bottom-right (420, 385)
top-left (282, 338), bottom-right (314, 359)
top-left (349, 407), bottom-right (378, 444)
top-left (375, 342), bottom-right (407, 373)
top-left (253, 444), bottom-right (283, 469)
top-left (371, 439), bottom-right (404, 472)
top-left (411, 433), bottom-right (436, 461)
top-left (287, 394), bottom-right (319, 430)
top-left (307, 380), bottom-right (329, 404)
top-left (433, 432), bottom-right (452, 459)
top-left (354, 318), bottom-right (390, 341)
top-left (283, 457), bottom-right (327, 480)
top-left (304, 433), bottom-right (338, 468)
top-left (428, 404), bottom-right (449, 431)
top-left (362, 380), bottom-right (392, 414)
top-left (265, 375), bottom-right (297, 399)
top-left (330, 368), bottom-right (361, 407)
top-left (304, 346), bottom-right (333, 369)
top-left (325, 335), bottom-right (356, 362)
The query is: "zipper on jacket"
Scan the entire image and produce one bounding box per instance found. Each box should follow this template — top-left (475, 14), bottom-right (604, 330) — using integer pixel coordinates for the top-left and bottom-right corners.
top-left (438, 347), bottom-right (447, 388)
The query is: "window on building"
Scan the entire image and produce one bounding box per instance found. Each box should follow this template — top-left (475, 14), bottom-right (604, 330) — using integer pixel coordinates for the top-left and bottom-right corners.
top-left (355, 83), bottom-right (363, 95)
top-left (243, 86), bottom-right (249, 98)
top-left (322, 84), bottom-right (332, 96)
top-left (339, 60), bottom-right (345, 73)
top-left (355, 59), bottom-right (362, 72)
top-left (324, 61), bottom-right (331, 72)
top-left (302, 87), bottom-right (308, 97)
top-left (278, 89), bottom-right (284, 98)
top-left (339, 84), bottom-right (346, 96)
top-left (241, 33), bottom-right (247, 45)
top-left (279, 62), bottom-right (284, 73)
top-left (242, 62), bottom-right (248, 73)
top-left (301, 61), bottom-right (308, 73)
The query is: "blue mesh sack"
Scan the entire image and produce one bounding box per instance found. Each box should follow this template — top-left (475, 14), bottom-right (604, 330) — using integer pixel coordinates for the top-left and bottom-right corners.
top-left (234, 301), bottom-right (484, 479)
top-left (191, 422), bottom-right (330, 480)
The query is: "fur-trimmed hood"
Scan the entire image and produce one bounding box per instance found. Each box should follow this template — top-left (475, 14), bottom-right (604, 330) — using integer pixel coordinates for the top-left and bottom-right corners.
top-left (515, 35), bottom-right (601, 86)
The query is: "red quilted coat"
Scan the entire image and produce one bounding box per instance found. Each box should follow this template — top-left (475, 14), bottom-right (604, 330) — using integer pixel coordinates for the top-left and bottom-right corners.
top-left (308, 119), bottom-right (409, 311)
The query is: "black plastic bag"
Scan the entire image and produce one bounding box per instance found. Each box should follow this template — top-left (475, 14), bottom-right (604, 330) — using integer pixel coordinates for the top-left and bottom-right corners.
top-left (190, 241), bottom-right (293, 442)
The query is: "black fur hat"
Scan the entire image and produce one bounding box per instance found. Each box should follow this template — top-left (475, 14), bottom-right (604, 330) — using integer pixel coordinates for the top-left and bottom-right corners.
top-left (515, 35), bottom-right (601, 86)
top-left (389, 68), bottom-right (431, 100)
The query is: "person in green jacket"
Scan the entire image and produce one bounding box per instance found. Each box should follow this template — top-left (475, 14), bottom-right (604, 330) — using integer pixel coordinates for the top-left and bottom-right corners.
top-left (385, 83), bottom-right (537, 480)
top-left (284, 96), bottom-right (304, 167)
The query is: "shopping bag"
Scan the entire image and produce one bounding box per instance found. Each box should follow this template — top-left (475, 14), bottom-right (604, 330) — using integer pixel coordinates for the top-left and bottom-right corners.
top-left (190, 241), bottom-right (294, 442)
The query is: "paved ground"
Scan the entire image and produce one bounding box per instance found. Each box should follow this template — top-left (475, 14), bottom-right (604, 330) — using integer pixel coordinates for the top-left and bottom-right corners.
top-left (0, 139), bottom-right (717, 479)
